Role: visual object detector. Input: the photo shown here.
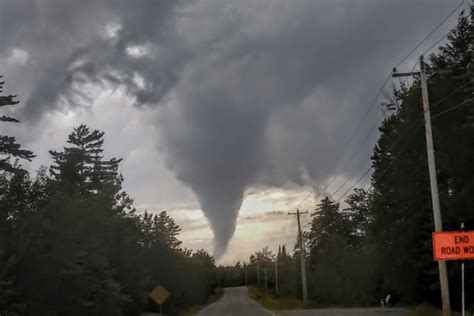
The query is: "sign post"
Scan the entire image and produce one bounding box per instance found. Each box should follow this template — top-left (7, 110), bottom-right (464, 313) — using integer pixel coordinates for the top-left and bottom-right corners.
top-left (432, 229), bottom-right (474, 316)
top-left (149, 285), bottom-right (170, 315)
top-left (461, 260), bottom-right (465, 316)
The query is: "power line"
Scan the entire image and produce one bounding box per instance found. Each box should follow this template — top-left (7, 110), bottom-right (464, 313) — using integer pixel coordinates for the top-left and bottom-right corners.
top-left (421, 33), bottom-right (450, 57)
top-left (323, 8), bottom-right (465, 203)
top-left (430, 81), bottom-right (472, 110)
top-left (326, 74), bottom-right (471, 205)
top-left (300, 6), bottom-right (469, 245)
top-left (293, 0), bottom-right (466, 211)
top-left (351, 75), bottom-right (392, 140)
top-left (296, 188), bottom-right (315, 208)
top-left (299, 72), bottom-right (468, 210)
top-left (420, 6), bottom-right (470, 57)
top-left (432, 96), bottom-right (474, 119)
top-left (325, 0), bottom-right (466, 201)
top-left (332, 85), bottom-right (472, 204)
top-left (305, 123), bottom-right (425, 231)
top-left (295, 74), bottom-right (391, 209)
top-left (305, 213), bottom-right (343, 234)
top-left (329, 113), bottom-right (422, 202)
top-left (322, 112), bottom-right (382, 192)
top-left (334, 165), bottom-right (373, 203)
top-left (364, 125), bottom-right (424, 193)
top-left (394, 0), bottom-right (465, 69)
top-left (318, 74), bottom-right (391, 191)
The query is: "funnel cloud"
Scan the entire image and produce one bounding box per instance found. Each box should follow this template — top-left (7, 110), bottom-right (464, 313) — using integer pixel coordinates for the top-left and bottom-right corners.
top-left (0, 0), bottom-right (458, 256)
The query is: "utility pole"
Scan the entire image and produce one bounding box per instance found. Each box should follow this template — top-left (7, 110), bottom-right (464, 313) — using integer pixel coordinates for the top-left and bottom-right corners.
top-left (245, 269), bottom-right (248, 286)
top-left (289, 208), bottom-right (308, 303)
top-left (257, 266), bottom-right (260, 287)
top-left (263, 269), bottom-right (268, 294)
top-left (392, 55), bottom-right (451, 316)
top-left (275, 256), bottom-right (279, 295)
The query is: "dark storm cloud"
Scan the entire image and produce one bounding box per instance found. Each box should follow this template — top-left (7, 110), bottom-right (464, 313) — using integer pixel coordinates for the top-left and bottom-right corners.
top-left (0, 0), bottom-right (461, 256)
top-left (0, 0), bottom-right (187, 118)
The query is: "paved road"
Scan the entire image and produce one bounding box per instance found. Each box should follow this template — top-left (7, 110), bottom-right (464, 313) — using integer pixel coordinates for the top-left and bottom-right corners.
top-left (196, 287), bottom-right (406, 316)
top-left (276, 308), bottom-right (406, 316)
top-left (196, 286), bottom-right (274, 316)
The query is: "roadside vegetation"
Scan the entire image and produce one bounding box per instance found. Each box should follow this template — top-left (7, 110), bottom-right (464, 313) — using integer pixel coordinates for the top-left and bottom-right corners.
top-left (404, 306), bottom-right (464, 316)
top-left (0, 80), bottom-right (218, 316)
top-left (248, 285), bottom-right (312, 310)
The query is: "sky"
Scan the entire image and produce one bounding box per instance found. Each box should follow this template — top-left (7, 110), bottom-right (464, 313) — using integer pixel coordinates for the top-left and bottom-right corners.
top-left (0, 0), bottom-right (465, 264)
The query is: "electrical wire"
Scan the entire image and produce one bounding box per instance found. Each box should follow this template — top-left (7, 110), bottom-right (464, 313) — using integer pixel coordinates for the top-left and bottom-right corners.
top-left (293, 0), bottom-right (467, 220)
top-left (294, 74), bottom-right (392, 210)
top-left (320, 19), bottom-right (466, 205)
top-left (421, 33), bottom-right (450, 57)
top-left (429, 81), bottom-right (473, 110)
top-left (306, 123), bottom-right (425, 232)
top-left (296, 74), bottom-right (469, 214)
top-left (431, 96), bottom-right (474, 119)
top-left (394, 0), bottom-right (466, 69)
top-left (331, 87), bottom-right (472, 207)
top-left (317, 74), bottom-right (391, 191)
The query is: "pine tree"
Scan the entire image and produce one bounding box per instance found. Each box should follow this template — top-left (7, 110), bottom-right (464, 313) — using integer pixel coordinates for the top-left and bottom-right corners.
top-left (49, 124), bottom-right (122, 195)
top-left (139, 211), bottom-right (183, 251)
top-left (342, 188), bottom-right (372, 248)
top-left (306, 197), bottom-right (342, 253)
top-left (0, 76), bottom-right (34, 172)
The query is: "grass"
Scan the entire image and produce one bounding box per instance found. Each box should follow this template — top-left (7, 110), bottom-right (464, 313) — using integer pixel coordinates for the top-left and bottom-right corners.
top-left (177, 288), bottom-right (224, 316)
top-left (247, 285), bottom-right (320, 310)
top-left (404, 306), bottom-right (465, 316)
top-left (248, 287), bottom-right (470, 316)
top-left (404, 306), bottom-right (443, 316)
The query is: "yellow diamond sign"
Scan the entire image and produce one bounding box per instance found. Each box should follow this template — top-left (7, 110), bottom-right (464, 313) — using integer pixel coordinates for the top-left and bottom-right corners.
top-left (150, 285), bottom-right (170, 305)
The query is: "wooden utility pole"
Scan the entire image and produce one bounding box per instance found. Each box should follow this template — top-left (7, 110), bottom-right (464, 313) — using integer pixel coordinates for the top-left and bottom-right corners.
top-left (392, 55), bottom-right (451, 316)
top-left (289, 208), bottom-right (308, 303)
top-left (420, 55), bottom-right (451, 316)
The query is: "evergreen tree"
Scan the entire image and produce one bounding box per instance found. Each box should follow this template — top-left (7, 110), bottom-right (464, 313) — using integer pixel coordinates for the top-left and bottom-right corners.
top-left (306, 197), bottom-right (342, 253)
top-left (0, 76), bottom-right (34, 172)
top-left (49, 124), bottom-right (122, 196)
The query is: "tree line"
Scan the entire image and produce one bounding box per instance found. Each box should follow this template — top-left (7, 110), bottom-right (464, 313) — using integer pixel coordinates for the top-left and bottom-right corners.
top-left (219, 7), bottom-right (474, 312)
top-left (0, 78), bottom-right (217, 315)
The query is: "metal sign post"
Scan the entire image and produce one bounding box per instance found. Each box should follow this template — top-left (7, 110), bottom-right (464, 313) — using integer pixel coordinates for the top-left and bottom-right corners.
top-left (461, 261), bottom-right (465, 316)
top-left (460, 222), bottom-right (465, 316)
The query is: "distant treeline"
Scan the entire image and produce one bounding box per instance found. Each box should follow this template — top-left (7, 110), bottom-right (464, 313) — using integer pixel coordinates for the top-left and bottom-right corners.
top-left (0, 79), bottom-right (217, 315)
top-left (218, 7), bottom-right (474, 312)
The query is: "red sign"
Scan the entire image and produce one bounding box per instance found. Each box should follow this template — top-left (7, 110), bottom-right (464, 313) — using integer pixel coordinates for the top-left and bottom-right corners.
top-left (432, 231), bottom-right (474, 261)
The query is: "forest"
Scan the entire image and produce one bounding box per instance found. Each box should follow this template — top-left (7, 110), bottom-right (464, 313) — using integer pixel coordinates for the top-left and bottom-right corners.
top-left (0, 86), bottom-right (217, 314)
top-left (0, 4), bottom-right (473, 316)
